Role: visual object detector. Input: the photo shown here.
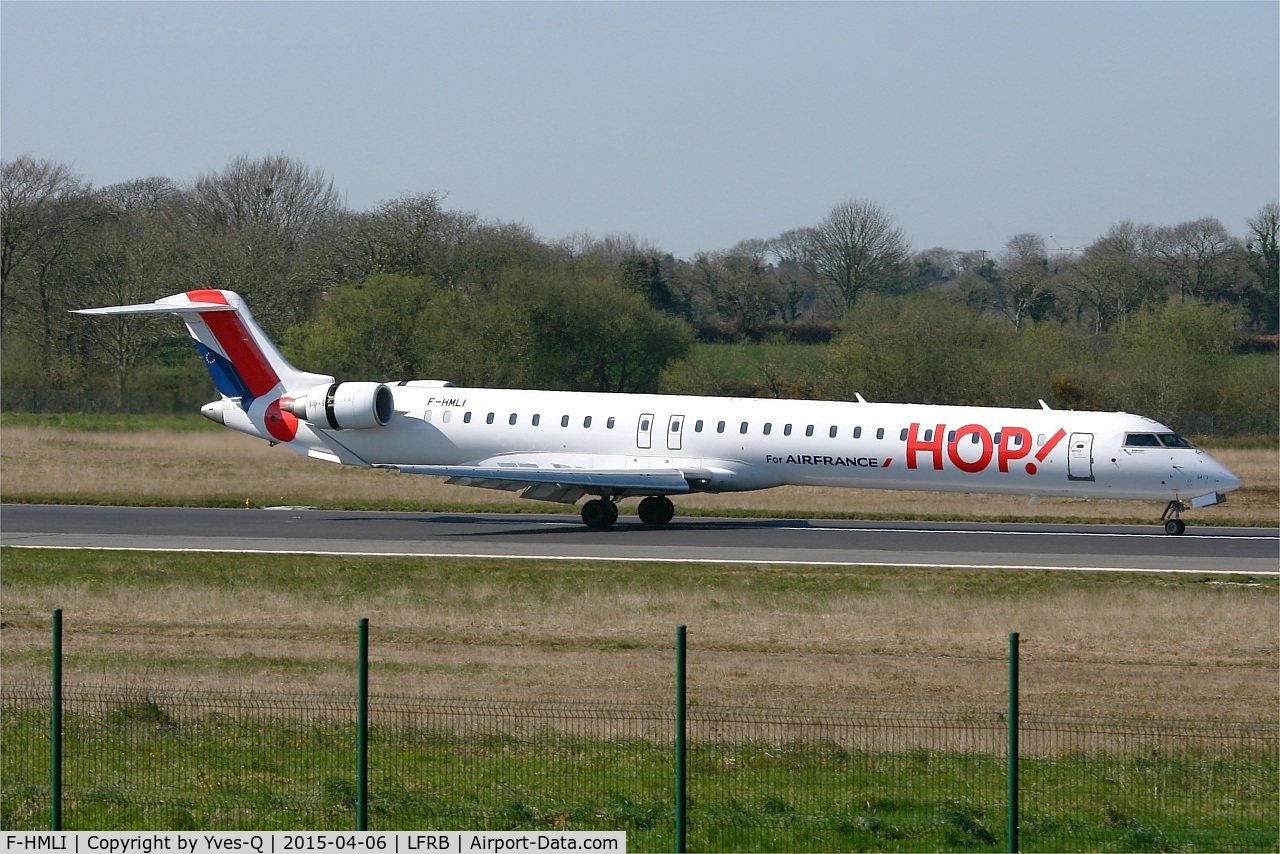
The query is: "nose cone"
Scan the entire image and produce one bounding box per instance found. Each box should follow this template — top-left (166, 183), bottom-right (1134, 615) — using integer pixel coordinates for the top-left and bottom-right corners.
top-left (1204, 453), bottom-right (1242, 493)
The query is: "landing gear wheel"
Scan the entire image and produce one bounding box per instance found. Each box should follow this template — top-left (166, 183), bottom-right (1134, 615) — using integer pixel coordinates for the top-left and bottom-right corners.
top-left (581, 498), bottom-right (619, 530)
top-left (1161, 500), bottom-right (1188, 536)
top-left (637, 495), bottom-right (676, 526)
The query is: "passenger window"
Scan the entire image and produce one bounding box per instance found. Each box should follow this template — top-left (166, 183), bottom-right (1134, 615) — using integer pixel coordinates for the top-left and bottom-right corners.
top-left (1124, 433), bottom-right (1161, 447)
top-left (442, 410), bottom-right (451, 423)
top-left (877, 428), bottom-right (884, 440)
top-left (509, 413), bottom-right (517, 425)
top-left (695, 420), bottom-right (704, 432)
top-left (829, 425), bottom-right (837, 438)
top-left (1037, 433), bottom-right (1045, 445)
top-left (425, 410), bottom-right (432, 422)
top-left (947, 430), bottom-right (956, 443)
top-left (532, 414), bottom-right (541, 426)
top-left (923, 429), bottom-right (933, 442)
top-left (971, 432), bottom-right (980, 444)
top-left (561, 415), bottom-right (570, 427)
top-left (640, 418), bottom-right (650, 431)
top-left (994, 431), bottom-right (1001, 444)
top-left (784, 424), bottom-right (793, 436)
top-left (740, 422), bottom-right (749, 434)
top-left (899, 428), bottom-right (907, 441)
top-left (584, 416), bottom-right (592, 428)
top-left (463, 412), bottom-right (472, 424)
top-left (717, 421), bottom-right (726, 433)
top-left (853, 426), bottom-right (862, 439)
top-left (805, 425), bottom-right (814, 437)
top-left (763, 423), bottom-right (772, 436)
top-left (607, 417), bottom-right (615, 429)
top-left (671, 421), bottom-right (680, 432)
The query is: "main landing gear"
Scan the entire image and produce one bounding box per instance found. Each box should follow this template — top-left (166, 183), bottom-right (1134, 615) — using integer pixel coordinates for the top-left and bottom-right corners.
top-left (580, 496), bottom-right (676, 529)
top-left (1161, 500), bottom-right (1188, 536)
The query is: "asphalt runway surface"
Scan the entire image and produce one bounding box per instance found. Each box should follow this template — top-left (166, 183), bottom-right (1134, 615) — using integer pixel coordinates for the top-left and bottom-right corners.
top-left (2, 504), bottom-right (1276, 575)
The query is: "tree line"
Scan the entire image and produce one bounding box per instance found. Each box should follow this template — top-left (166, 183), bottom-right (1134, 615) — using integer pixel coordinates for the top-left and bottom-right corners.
top-left (2, 154), bottom-right (1276, 435)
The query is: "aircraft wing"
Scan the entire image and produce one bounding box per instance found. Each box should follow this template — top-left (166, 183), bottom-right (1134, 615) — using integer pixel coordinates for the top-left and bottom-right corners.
top-left (375, 462), bottom-right (710, 504)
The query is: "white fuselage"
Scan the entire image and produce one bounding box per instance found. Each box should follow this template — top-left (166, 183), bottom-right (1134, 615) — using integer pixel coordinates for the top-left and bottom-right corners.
top-left (224, 384), bottom-right (1240, 504)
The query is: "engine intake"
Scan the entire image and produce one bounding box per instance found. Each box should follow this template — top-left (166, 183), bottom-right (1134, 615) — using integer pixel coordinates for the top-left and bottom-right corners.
top-left (287, 382), bottom-right (394, 430)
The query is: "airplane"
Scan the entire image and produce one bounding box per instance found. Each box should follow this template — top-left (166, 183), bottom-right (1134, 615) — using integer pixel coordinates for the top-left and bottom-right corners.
top-left (76, 289), bottom-right (1242, 535)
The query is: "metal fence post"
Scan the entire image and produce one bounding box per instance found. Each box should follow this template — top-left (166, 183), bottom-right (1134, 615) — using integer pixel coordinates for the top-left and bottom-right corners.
top-left (357, 617), bottom-right (369, 831)
top-left (51, 609), bottom-right (63, 831)
top-left (1008, 632), bottom-right (1020, 853)
top-left (675, 625), bottom-right (687, 854)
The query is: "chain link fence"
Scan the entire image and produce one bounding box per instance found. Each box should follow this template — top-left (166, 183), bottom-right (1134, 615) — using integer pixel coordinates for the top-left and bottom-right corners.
top-left (3, 682), bottom-right (1275, 851)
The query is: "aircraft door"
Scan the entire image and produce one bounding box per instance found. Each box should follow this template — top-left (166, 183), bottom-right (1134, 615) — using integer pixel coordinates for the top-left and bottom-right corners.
top-left (636, 413), bottom-right (654, 450)
top-left (667, 415), bottom-right (685, 451)
top-left (1068, 432), bottom-right (1094, 481)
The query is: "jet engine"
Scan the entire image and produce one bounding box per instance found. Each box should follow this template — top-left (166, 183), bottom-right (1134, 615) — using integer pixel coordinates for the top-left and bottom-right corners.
top-left (286, 382), bottom-right (394, 430)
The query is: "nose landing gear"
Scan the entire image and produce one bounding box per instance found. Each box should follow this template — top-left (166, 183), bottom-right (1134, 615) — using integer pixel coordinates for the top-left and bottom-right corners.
top-left (1161, 500), bottom-right (1188, 536)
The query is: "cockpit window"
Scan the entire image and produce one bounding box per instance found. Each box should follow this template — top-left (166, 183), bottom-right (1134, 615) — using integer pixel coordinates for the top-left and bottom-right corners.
top-left (1157, 433), bottom-right (1195, 449)
top-left (1124, 433), bottom-right (1162, 447)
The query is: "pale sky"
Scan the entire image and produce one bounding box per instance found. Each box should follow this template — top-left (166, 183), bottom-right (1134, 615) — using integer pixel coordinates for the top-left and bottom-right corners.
top-left (3, 1), bottom-right (1276, 260)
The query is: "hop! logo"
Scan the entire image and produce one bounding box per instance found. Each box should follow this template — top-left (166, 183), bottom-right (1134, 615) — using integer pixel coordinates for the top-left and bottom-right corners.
top-left (905, 423), bottom-right (1066, 475)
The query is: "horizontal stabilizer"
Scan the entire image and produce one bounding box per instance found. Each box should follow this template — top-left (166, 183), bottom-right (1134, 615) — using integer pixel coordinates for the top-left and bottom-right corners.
top-left (73, 299), bottom-right (235, 316)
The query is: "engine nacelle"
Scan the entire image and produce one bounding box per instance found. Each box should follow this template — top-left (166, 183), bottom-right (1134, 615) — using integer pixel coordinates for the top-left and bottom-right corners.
top-left (287, 382), bottom-right (394, 430)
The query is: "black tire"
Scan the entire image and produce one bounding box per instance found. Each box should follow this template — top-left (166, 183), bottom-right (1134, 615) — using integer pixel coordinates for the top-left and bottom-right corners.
top-left (637, 496), bottom-right (676, 526)
top-left (1164, 518), bottom-right (1186, 536)
top-left (581, 498), bottom-right (617, 529)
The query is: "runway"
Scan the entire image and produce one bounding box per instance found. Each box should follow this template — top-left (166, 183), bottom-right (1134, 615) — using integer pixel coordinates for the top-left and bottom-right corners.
top-left (2, 504), bottom-right (1276, 575)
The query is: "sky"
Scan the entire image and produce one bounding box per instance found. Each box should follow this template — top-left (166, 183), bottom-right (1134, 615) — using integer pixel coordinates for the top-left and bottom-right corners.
top-left (2, 1), bottom-right (1277, 260)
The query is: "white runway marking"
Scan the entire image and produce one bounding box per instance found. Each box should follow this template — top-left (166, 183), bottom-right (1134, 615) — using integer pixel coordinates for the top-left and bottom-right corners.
top-left (7, 543), bottom-right (1277, 576)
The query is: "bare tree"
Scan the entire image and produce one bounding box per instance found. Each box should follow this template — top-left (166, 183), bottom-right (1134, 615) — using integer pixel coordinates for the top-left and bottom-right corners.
top-left (1243, 202), bottom-right (1279, 332)
top-left (182, 154), bottom-right (343, 246)
top-left (2, 156), bottom-right (90, 305)
top-left (172, 155), bottom-right (346, 327)
top-left (0, 156), bottom-right (100, 360)
top-left (1066, 221), bottom-right (1159, 333)
top-left (1003, 232), bottom-right (1047, 263)
top-left (1148, 217), bottom-right (1237, 302)
top-left (803, 200), bottom-right (911, 311)
top-left (996, 233), bottom-right (1054, 331)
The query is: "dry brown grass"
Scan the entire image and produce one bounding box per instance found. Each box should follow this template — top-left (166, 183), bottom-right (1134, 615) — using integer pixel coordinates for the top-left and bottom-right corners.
top-left (2, 554), bottom-right (1276, 721)
top-left (2, 426), bottom-right (1276, 524)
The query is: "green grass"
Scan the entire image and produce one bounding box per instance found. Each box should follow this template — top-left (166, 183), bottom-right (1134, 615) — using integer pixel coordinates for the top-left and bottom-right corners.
top-left (6, 547), bottom-right (1268, 609)
top-left (3, 701), bottom-right (1275, 850)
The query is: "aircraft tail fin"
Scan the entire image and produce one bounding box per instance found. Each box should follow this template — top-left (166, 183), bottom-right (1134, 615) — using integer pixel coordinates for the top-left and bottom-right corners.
top-left (75, 289), bottom-right (333, 406)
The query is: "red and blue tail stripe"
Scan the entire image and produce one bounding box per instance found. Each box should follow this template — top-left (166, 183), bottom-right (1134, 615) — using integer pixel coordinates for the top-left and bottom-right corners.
top-left (183, 290), bottom-right (282, 407)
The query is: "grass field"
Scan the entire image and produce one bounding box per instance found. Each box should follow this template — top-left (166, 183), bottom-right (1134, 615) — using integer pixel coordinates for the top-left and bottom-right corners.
top-left (3, 549), bottom-right (1276, 721)
top-left (3, 549), bottom-right (1277, 844)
